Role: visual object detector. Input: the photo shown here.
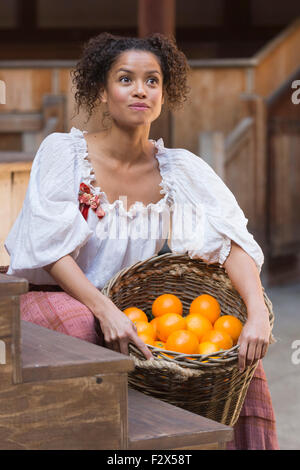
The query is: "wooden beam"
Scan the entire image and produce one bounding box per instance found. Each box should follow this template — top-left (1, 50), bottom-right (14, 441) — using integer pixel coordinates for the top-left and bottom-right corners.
top-left (138, 0), bottom-right (175, 37)
top-left (222, 0), bottom-right (252, 29)
top-left (137, 0), bottom-right (176, 147)
top-left (17, 0), bottom-right (38, 31)
top-left (0, 25), bottom-right (284, 44)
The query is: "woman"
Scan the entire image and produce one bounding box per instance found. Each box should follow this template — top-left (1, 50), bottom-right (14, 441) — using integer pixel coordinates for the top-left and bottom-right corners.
top-left (5, 32), bottom-right (278, 449)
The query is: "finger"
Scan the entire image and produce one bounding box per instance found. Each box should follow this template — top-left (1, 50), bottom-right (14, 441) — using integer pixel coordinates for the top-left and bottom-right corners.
top-left (238, 339), bottom-right (248, 372)
top-left (105, 339), bottom-right (120, 353)
top-left (246, 340), bottom-right (257, 367)
top-left (119, 338), bottom-right (130, 356)
top-left (132, 335), bottom-right (154, 360)
top-left (254, 340), bottom-right (263, 362)
top-left (113, 341), bottom-right (121, 353)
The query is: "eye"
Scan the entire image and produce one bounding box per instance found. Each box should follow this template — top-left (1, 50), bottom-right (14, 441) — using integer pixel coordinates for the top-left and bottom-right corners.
top-left (119, 76), bottom-right (158, 85)
top-left (148, 77), bottom-right (159, 85)
top-left (120, 76), bottom-right (130, 83)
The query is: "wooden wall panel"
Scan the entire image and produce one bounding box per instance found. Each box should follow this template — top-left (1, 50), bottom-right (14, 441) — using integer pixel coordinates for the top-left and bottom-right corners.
top-left (0, 69), bottom-right (52, 112)
top-left (11, 170), bottom-right (30, 226)
top-left (0, 162), bottom-right (32, 266)
top-left (0, 134), bottom-right (22, 151)
top-left (172, 68), bottom-right (248, 154)
top-left (0, 169), bottom-right (12, 266)
top-left (226, 132), bottom-right (256, 232)
top-left (254, 20), bottom-right (300, 97)
top-left (268, 130), bottom-right (300, 257)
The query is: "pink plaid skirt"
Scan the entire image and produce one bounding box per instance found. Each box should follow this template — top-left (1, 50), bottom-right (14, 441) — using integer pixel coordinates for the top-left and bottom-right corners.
top-left (20, 290), bottom-right (279, 450)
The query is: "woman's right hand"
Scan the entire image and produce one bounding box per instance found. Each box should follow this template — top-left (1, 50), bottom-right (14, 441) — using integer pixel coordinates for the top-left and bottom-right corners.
top-left (95, 298), bottom-right (154, 360)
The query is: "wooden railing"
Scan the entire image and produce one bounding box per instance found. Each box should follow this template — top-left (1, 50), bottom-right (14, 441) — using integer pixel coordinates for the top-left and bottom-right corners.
top-left (199, 117), bottom-right (257, 234)
top-left (0, 93), bottom-right (66, 153)
top-left (173, 17), bottom-right (300, 154)
top-left (0, 93), bottom-right (67, 266)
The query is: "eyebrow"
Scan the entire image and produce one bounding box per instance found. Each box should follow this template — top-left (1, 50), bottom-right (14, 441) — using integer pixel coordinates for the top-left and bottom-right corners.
top-left (115, 68), bottom-right (161, 75)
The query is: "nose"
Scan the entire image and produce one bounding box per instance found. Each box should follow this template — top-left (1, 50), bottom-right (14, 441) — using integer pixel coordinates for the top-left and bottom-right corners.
top-left (133, 80), bottom-right (147, 97)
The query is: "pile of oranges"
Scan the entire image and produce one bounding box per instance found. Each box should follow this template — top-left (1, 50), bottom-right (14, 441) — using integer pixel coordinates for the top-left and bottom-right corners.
top-left (123, 293), bottom-right (243, 359)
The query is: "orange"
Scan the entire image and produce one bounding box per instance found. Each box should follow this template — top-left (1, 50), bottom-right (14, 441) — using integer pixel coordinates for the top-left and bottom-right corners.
top-left (214, 315), bottom-right (243, 345)
top-left (123, 306), bottom-right (148, 323)
top-left (152, 294), bottom-right (183, 318)
top-left (150, 317), bottom-right (159, 338)
top-left (156, 313), bottom-right (186, 342)
top-left (134, 321), bottom-right (155, 339)
top-left (201, 329), bottom-right (233, 350)
top-left (138, 333), bottom-right (155, 346)
top-left (166, 329), bottom-right (199, 355)
top-left (189, 294), bottom-right (221, 324)
top-left (198, 341), bottom-right (220, 355)
top-left (154, 341), bottom-right (166, 349)
top-left (185, 313), bottom-right (213, 342)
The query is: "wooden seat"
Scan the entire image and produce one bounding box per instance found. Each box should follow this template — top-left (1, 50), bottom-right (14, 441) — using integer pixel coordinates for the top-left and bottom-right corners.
top-left (128, 388), bottom-right (233, 450)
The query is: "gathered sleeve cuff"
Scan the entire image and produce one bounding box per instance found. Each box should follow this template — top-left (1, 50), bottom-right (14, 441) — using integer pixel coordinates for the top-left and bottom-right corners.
top-left (168, 149), bottom-right (264, 273)
top-left (5, 132), bottom-right (93, 274)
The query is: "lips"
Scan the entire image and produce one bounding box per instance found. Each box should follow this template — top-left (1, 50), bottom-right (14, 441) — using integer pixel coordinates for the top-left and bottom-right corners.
top-left (129, 103), bottom-right (149, 108)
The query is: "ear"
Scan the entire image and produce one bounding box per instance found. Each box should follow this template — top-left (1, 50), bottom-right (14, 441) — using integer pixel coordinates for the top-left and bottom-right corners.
top-left (100, 87), bottom-right (108, 104)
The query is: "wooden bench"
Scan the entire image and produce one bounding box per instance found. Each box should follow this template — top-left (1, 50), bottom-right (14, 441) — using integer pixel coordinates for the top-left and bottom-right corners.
top-left (0, 272), bottom-right (233, 449)
top-left (128, 389), bottom-right (232, 450)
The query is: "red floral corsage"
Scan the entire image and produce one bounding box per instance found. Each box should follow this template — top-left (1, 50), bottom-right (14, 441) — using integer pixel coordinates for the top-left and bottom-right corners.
top-left (78, 182), bottom-right (105, 221)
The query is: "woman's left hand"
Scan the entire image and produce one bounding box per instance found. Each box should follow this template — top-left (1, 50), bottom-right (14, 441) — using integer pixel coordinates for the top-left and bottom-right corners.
top-left (237, 308), bottom-right (271, 371)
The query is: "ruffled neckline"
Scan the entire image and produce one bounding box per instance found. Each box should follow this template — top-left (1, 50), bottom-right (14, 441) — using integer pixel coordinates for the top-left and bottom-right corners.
top-left (70, 126), bottom-right (174, 218)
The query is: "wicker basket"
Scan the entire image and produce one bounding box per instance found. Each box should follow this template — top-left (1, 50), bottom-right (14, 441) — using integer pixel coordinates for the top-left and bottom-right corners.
top-left (101, 252), bottom-right (275, 427)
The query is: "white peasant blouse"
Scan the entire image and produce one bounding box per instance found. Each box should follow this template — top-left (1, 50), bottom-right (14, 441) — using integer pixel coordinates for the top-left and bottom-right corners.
top-left (5, 127), bottom-right (264, 289)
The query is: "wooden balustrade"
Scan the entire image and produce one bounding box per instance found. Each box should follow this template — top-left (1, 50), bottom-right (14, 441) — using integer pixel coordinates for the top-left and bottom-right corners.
top-left (199, 116), bottom-right (257, 235)
top-left (173, 18), bottom-right (300, 155)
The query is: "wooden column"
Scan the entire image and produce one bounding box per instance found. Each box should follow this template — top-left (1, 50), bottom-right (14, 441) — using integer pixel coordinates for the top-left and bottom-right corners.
top-left (17, 0), bottom-right (38, 32)
top-left (138, 0), bottom-right (176, 146)
top-left (138, 0), bottom-right (175, 38)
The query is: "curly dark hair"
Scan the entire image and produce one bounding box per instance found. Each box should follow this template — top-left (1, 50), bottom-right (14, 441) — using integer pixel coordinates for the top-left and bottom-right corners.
top-left (71, 32), bottom-right (191, 121)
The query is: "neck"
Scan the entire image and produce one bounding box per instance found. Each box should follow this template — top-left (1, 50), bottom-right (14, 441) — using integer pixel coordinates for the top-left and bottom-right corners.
top-left (92, 124), bottom-right (156, 169)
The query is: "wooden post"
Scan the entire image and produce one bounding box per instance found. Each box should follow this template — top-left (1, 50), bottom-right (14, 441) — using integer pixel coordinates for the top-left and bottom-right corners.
top-left (0, 273), bottom-right (28, 385)
top-left (199, 131), bottom-right (226, 181)
top-left (137, 0), bottom-right (176, 147)
top-left (138, 0), bottom-right (175, 38)
top-left (240, 94), bottom-right (268, 250)
top-left (253, 96), bottom-right (268, 251)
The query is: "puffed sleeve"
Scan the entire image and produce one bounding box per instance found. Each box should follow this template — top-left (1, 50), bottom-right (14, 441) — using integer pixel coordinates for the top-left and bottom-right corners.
top-left (5, 132), bottom-right (93, 276)
top-left (168, 149), bottom-right (264, 273)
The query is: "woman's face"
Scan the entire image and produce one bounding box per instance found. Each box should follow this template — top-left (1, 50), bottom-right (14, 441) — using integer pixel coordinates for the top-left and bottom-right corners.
top-left (100, 50), bottom-right (164, 128)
